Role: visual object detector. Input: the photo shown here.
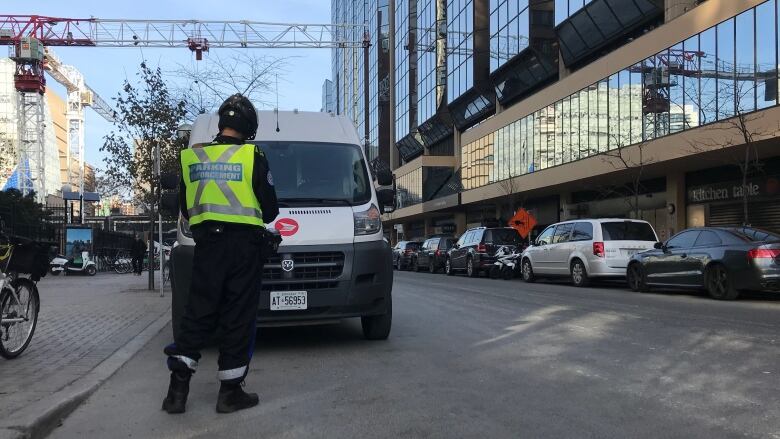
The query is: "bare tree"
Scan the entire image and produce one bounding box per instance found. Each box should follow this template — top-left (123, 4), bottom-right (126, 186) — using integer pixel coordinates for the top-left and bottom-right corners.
top-left (169, 52), bottom-right (289, 120)
top-left (599, 135), bottom-right (654, 220)
top-left (686, 76), bottom-right (780, 226)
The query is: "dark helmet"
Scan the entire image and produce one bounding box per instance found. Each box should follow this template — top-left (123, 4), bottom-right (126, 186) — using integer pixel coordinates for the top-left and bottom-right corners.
top-left (217, 94), bottom-right (258, 140)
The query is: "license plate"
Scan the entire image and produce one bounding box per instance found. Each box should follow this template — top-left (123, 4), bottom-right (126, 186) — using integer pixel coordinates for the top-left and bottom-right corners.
top-left (621, 249), bottom-right (639, 257)
top-left (270, 291), bottom-right (307, 311)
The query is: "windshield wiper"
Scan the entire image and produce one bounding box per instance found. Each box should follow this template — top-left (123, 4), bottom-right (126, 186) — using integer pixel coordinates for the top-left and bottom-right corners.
top-left (279, 197), bottom-right (353, 206)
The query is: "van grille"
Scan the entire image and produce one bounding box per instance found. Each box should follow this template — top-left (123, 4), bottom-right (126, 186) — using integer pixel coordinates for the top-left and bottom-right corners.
top-left (262, 251), bottom-right (345, 290)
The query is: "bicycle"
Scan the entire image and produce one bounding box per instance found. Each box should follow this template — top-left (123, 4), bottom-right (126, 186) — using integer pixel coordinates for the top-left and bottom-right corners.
top-left (0, 223), bottom-right (44, 359)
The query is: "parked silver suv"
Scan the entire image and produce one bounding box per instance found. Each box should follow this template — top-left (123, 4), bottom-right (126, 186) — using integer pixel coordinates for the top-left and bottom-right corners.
top-left (520, 219), bottom-right (659, 287)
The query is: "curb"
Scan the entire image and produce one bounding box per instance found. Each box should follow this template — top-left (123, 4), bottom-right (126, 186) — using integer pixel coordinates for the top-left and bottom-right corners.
top-left (0, 308), bottom-right (171, 439)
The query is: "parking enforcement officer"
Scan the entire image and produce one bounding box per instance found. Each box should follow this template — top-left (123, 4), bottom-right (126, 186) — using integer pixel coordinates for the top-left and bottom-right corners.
top-left (162, 94), bottom-right (279, 414)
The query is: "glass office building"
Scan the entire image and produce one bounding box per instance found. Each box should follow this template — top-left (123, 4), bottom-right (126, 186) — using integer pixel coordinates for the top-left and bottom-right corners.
top-left (463, 0), bottom-right (778, 189)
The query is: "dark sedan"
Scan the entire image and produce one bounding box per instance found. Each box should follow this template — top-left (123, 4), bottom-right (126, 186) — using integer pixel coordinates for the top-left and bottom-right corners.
top-left (392, 240), bottom-right (422, 270)
top-left (626, 227), bottom-right (780, 300)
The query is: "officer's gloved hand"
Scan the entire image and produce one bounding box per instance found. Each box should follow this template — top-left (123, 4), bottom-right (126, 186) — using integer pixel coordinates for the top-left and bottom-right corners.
top-left (260, 227), bottom-right (283, 261)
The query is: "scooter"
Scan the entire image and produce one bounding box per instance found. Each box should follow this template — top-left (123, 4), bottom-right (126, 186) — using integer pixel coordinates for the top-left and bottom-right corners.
top-left (489, 245), bottom-right (521, 280)
top-left (50, 251), bottom-right (97, 276)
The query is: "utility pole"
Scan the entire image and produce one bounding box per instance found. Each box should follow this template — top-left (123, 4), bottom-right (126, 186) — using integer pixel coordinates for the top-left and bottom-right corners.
top-left (363, 30), bottom-right (371, 159)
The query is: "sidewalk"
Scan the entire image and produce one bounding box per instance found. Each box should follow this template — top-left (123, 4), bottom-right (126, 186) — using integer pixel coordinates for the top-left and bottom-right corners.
top-left (0, 273), bottom-right (170, 438)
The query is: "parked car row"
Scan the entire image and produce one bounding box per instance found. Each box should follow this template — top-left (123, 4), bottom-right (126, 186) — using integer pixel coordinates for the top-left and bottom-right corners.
top-left (394, 219), bottom-right (780, 301)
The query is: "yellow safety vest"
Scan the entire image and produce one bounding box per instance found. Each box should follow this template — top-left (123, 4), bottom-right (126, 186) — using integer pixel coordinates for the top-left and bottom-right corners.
top-left (180, 143), bottom-right (264, 227)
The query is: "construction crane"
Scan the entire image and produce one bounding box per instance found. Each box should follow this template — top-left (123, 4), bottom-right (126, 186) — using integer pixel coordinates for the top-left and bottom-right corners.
top-left (0, 15), bottom-right (367, 204)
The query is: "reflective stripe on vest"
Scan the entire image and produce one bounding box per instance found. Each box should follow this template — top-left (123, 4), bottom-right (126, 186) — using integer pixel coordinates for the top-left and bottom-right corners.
top-left (181, 144), bottom-right (263, 227)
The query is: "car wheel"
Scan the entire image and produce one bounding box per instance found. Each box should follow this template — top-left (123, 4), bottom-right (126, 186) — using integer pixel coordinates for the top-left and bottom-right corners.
top-left (429, 260), bottom-right (436, 274)
top-left (627, 263), bottom-right (650, 292)
top-left (521, 258), bottom-right (535, 283)
top-left (445, 258), bottom-right (454, 276)
top-left (412, 257), bottom-right (419, 272)
top-left (706, 264), bottom-right (739, 300)
top-left (466, 257), bottom-right (478, 278)
top-left (570, 259), bottom-right (590, 287)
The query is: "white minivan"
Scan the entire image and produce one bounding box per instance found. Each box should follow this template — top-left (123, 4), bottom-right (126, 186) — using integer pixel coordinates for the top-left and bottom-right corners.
top-left (520, 219), bottom-right (659, 287)
top-left (168, 111), bottom-right (395, 340)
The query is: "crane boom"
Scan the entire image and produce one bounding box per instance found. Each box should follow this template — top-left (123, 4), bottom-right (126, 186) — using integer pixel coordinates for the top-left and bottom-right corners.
top-left (0, 16), bottom-right (366, 49)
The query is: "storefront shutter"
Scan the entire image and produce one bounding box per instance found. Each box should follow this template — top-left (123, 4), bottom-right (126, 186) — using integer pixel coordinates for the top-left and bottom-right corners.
top-left (708, 201), bottom-right (780, 232)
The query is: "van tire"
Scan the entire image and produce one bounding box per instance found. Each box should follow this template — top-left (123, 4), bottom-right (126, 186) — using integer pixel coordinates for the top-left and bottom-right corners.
top-left (521, 259), bottom-right (535, 283)
top-left (570, 259), bottom-right (589, 287)
top-left (362, 299), bottom-right (392, 340)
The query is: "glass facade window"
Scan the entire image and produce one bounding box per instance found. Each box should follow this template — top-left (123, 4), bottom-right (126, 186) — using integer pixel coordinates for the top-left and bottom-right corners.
top-left (462, 0), bottom-right (780, 192)
top-left (490, 0), bottom-right (530, 72)
top-left (396, 167), bottom-right (423, 208)
top-left (448, 0), bottom-right (474, 103)
top-left (395, 0), bottom-right (414, 141)
top-left (417, 0), bottom-right (438, 126)
top-left (555, 0), bottom-right (588, 26)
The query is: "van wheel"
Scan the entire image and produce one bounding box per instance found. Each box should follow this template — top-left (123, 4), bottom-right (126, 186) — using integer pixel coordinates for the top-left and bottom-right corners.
top-left (445, 258), bottom-right (454, 276)
top-left (570, 259), bottom-right (589, 287)
top-left (521, 259), bottom-right (535, 283)
top-left (627, 263), bottom-right (649, 292)
top-left (361, 298), bottom-right (392, 340)
top-left (466, 257), bottom-right (478, 278)
top-left (706, 264), bottom-right (739, 300)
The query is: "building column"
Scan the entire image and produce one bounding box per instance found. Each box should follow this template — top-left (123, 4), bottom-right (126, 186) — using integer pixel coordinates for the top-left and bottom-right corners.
top-left (666, 172), bottom-right (687, 239)
top-left (453, 212), bottom-right (467, 237)
top-left (665, 0), bottom-right (699, 21)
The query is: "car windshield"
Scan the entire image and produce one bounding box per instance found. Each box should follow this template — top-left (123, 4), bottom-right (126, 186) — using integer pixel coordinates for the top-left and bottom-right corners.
top-left (486, 229), bottom-right (521, 245)
top-left (729, 227), bottom-right (780, 243)
top-left (601, 222), bottom-right (657, 241)
top-left (255, 141), bottom-right (371, 206)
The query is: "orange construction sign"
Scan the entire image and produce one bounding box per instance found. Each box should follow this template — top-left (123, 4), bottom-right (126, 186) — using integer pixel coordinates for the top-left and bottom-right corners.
top-left (508, 208), bottom-right (537, 239)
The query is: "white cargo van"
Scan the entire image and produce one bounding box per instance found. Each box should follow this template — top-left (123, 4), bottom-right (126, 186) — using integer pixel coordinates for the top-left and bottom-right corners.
top-left (169, 111), bottom-right (395, 340)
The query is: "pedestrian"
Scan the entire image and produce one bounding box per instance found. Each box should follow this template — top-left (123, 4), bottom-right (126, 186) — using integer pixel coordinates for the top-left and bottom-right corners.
top-left (162, 94), bottom-right (279, 414)
top-left (130, 233), bottom-right (146, 276)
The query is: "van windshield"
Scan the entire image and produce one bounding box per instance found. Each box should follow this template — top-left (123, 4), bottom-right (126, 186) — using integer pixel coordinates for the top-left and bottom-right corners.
top-left (254, 142), bottom-right (371, 206)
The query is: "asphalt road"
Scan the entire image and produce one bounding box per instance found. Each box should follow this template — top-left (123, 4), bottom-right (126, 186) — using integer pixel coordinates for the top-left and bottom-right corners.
top-left (49, 271), bottom-right (780, 439)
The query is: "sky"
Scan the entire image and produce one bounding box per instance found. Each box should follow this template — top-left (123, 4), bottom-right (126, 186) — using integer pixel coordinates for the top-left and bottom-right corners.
top-left (5, 0), bottom-right (333, 169)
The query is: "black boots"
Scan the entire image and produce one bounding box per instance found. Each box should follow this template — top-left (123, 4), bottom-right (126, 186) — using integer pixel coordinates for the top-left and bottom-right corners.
top-left (216, 382), bottom-right (259, 413)
top-left (162, 372), bottom-right (191, 414)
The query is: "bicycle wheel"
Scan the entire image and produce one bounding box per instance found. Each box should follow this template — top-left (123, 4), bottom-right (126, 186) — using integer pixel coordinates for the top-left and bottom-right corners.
top-left (0, 278), bottom-right (40, 359)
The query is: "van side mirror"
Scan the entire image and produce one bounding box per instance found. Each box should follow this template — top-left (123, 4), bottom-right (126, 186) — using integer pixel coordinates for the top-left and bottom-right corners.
top-left (160, 172), bottom-right (179, 190)
top-left (376, 169), bottom-right (394, 186)
top-left (160, 192), bottom-right (180, 216)
top-left (654, 242), bottom-right (664, 250)
top-left (376, 188), bottom-right (396, 213)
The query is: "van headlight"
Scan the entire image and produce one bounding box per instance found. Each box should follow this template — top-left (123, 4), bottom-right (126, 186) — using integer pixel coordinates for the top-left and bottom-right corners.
top-left (180, 217), bottom-right (192, 238)
top-left (354, 204), bottom-right (381, 236)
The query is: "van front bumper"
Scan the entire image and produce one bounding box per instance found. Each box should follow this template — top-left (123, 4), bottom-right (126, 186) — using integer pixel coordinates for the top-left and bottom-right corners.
top-left (170, 240), bottom-right (393, 330)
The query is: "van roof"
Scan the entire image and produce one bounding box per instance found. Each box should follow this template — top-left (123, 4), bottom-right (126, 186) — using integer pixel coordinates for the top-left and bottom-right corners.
top-left (188, 110), bottom-right (362, 147)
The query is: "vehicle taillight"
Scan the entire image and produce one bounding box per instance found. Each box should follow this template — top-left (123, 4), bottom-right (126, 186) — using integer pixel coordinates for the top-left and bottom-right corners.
top-left (477, 243), bottom-right (487, 253)
top-left (747, 248), bottom-right (780, 259)
top-left (593, 242), bottom-right (605, 258)
top-left (435, 249), bottom-right (441, 256)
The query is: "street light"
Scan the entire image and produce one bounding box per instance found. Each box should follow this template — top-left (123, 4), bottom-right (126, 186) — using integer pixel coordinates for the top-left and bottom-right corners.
top-left (177, 123), bottom-right (192, 141)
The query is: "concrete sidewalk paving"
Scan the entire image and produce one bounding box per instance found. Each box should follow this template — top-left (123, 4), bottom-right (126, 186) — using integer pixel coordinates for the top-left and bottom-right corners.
top-left (0, 273), bottom-right (171, 439)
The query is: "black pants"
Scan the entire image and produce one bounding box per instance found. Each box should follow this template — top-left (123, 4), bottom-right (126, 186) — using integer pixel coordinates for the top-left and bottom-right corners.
top-left (132, 255), bottom-right (143, 274)
top-left (165, 226), bottom-right (263, 384)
